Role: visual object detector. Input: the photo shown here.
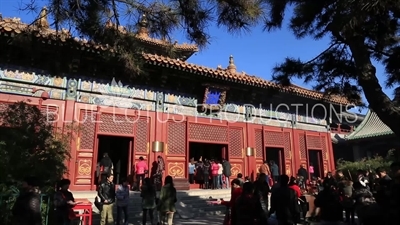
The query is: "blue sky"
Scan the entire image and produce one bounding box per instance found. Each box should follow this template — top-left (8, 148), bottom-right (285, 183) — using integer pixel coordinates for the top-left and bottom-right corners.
top-left (0, 1), bottom-right (394, 114)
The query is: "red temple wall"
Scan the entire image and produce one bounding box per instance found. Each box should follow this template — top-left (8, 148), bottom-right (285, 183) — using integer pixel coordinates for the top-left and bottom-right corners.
top-left (0, 93), bottom-right (335, 190)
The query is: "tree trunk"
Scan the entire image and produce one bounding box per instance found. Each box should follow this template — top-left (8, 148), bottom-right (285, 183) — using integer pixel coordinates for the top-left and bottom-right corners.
top-left (348, 39), bottom-right (400, 138)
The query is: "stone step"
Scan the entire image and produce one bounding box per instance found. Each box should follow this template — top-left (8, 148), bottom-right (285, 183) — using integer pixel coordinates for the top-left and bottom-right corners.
top-left (73, 190), bottom-right (231, 198)
top-left (73, 194), bottom-right (232, 205)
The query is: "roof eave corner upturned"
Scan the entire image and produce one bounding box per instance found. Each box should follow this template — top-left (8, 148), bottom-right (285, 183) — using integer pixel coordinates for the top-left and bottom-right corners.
top-left (345, 110), bottom-right (372, 141)
top-left (346, 132), bottom-right (395, 142)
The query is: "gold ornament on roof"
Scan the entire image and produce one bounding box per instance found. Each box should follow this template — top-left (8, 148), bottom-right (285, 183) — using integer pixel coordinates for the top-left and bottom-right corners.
top-left (36, 7), bottom-right (49, 29)
top-left (137, 14), bottom-right (149, 37)
top-left (227, 55), bottom-right (236, 73)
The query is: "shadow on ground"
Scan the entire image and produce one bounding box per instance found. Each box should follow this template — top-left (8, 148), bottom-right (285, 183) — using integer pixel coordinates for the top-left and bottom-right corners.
top-left (72, 189), bottom-right (230, 225)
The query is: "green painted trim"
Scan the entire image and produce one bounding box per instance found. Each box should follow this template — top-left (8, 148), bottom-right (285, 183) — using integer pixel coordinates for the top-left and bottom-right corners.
top-left (346, 131), bottom-right (393, 140)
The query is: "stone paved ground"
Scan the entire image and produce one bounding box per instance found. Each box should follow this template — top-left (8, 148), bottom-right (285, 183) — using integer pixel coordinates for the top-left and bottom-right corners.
top-left (125, 215), bottom-right (225, 225)
top-left (98, 214), bottom-right (353, 225)
top-left (123, 215), bottom-right (350, 225)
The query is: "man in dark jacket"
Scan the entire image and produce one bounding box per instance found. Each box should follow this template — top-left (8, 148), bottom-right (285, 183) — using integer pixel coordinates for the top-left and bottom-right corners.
top-left (97, 153), bottom-right (113, 184)
top-left (297, 165), bottom-right (308, 189)
top-left (222, 159), bottom-right (232, 189)
top-left (98, 174), bottom-right (116, 225)
top-left (314, 180), bottom-right (343, 224)
top-left (269, 174), bottom-right (299, 225)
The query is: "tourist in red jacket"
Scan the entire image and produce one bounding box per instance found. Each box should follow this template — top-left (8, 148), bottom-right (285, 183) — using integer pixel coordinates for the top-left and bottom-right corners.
top-left (219, 179), bottom-right (243, 225)
top-left (289, 176), bottom-right (302, 198)
top-left (211, 160), bottom-right (220, 189)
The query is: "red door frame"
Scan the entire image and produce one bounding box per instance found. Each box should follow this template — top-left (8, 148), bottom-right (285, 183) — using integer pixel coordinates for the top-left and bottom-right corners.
top-left (265, 146), bottom-right (285, 174)
top-left (187, 141), bottom-right (228, 189)
top-left (92, 134), bottom-right (135, 189)
top-left (307, 149), bottom-right (324, 178)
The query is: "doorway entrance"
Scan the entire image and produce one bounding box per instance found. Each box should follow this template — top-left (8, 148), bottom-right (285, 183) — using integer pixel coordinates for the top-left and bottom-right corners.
top-left (308, 149), bottom-right (323, 178)
top-left (97, 135), bottom-right (133, 184)
top-left (265, 147), bottom-right (284, 175)
top-left (188, 142), bottom-right (227, 162)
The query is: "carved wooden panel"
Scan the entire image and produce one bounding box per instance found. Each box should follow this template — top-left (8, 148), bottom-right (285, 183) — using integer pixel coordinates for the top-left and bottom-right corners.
top-left (306, 135), bottom-right (322, 149)
top-left (264, 131), bottom-right (284, 146)
top-left (188, 123), bottom-right (228, 142)
top-left (230, 163), bottom-right (242, 177)
top-left (135, 118), bottom-right (149, 153)
top-left (80, 111), bottom-right (96, 150)
top-left (255, 130), bottom-right (263, 158)
top-left (283, 132), bottom-right (291, 159)
top-left (167, 161), bottom-right (185, 178)
top-left (321, 137), bottom-right (328, 160)
top-left (99, 113), bottom-right (134, 134)
top-left (229, 128), bottom-right (243, 157)
top-left (299, 134), bottom-right (307, 158)
top-left (75, 157), bottom-right (92, 185)
top-left (167, 122), bottom-right (186, 155)
top-left (77, 159), bottom-right (92, 176)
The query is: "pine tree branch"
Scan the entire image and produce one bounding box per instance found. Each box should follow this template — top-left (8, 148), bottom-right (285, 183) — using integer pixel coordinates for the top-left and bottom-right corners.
top-left (304, 41), bottom-right (339, 65)
top-left (366, 45), bottom-right (392, 57)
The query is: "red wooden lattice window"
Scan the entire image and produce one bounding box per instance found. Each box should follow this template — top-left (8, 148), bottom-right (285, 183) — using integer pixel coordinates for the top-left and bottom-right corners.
top-left (255, 130), bottom-right (263, 158)
top-left (299, 134), bottom-right (307, 158)
top-left (321, 137), bottom-right (328, 160)
top-left (167, 122), bottom-right (186, 155)
top-left (283, 132), bottom-right (291, 159)
top-left (80, 111), bottom-right (96, 150)
top-left (134, 118), bottom-right (149, 153)
top-left (307, 135), bottom-right (322, 149)
top-left (264, 131), bottom-right (284, 146)
top-left (229, 128), bottom-right (242, 157)
top-left (99, 114), bottom-right (134, 135)
top-left (188, 123), bottom-right (228, 142)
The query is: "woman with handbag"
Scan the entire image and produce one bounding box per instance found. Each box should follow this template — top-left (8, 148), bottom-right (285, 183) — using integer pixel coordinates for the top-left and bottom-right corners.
top-left (54, 179), bottom-right (78, 225)
top-left (141, 178), bottom-right (156, 225)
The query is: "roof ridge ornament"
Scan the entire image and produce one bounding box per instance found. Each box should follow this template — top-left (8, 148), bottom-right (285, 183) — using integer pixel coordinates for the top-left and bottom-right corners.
top-left (36, 6), bottom-right (49, 29)
top-left (227, 55), bottom-right (236, 73)
top-left (105, 19), bottom-right (113, 27)
top-left (137, 14), bottom-right (149, 37)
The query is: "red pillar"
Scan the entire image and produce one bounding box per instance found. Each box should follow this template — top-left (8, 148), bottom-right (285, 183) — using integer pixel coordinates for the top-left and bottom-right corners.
top-left (327, 134), bottom-right (336, 171)
top-left (247, 155), bottom-right (256, 181)
top-left (291, 129), bottom-right (301, 173)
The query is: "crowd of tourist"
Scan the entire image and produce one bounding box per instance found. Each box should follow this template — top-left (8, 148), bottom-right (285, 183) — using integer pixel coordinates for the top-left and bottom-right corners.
top-left (188, 156), bottom-right (232, 189)
top-left (96, 153), bottom-right (176, 225)
top-left (212, 160), bottom-right (400, 225)
top-left (7, 153), bottom-right (400, 225)
top-left (95, 172), bottom-right (179, 225)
